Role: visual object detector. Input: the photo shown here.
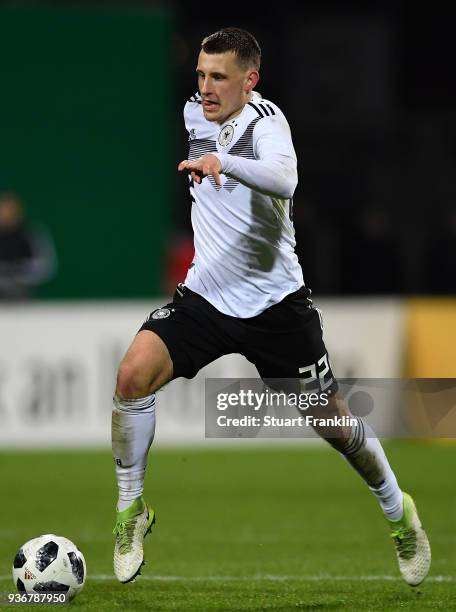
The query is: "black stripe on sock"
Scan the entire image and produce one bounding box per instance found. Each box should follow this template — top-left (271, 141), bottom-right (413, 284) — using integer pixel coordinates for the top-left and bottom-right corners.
top-left (344, 416), bottom-right (366, 456)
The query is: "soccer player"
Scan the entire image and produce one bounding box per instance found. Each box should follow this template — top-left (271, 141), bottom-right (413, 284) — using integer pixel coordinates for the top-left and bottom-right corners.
top-left (111, 27), bottom-right (431, 586)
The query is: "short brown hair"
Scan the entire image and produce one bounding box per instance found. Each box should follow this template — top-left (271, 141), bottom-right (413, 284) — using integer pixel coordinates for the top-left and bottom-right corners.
top-left (201, 27), bottom-right (261, 71)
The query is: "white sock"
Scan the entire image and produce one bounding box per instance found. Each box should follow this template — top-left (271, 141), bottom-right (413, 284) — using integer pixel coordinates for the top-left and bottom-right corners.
top-left (342, 416), bottom-right (404, 520)
top-left (112, 393), bottom-right (156, 512)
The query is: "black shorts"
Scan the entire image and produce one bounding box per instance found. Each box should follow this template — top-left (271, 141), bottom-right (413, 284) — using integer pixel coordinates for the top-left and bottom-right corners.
top-left (139, 284), bottom-right (337, 394)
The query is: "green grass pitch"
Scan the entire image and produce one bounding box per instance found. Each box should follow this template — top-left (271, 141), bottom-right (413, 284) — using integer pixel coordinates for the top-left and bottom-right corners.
top-left (0, 442), bottom-right (454, 610)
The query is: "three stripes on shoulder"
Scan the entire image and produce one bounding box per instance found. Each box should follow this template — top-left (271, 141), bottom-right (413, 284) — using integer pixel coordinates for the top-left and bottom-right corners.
top-left (248, 101), bottom-right (276, 118)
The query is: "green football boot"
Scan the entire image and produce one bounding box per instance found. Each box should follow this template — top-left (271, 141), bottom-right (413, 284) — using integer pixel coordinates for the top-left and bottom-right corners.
top-left (388, 492), bottom-right (431, 586)
top-left (113, 496), bottom-right (155, 583)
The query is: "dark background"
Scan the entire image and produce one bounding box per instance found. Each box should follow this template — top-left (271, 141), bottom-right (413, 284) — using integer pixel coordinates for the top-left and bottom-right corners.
top-left (1, 1), bottom-right (455, 297)
top-left (172, 2), bottom-right (456, 296)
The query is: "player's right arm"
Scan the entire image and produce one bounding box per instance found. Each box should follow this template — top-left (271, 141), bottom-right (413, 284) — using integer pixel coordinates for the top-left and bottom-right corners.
top-left (178, 155), bottom-right (222, 186)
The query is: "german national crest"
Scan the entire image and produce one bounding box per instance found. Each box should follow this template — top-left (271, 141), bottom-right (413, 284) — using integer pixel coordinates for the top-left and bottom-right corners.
top-left (218, 125), bottom-right (234, 147)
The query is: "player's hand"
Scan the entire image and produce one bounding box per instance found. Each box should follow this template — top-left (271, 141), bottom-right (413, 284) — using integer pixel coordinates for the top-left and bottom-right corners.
top-left (178, 154), bottom-right (222, 186)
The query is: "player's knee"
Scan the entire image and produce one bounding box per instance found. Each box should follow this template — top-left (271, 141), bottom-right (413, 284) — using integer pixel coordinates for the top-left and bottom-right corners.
top-left (116, 360), bottom-right (151, 400)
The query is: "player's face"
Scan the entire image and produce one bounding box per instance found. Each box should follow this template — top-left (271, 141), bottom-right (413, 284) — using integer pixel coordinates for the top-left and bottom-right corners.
top-left (196, 51), bottom-right (259, 125)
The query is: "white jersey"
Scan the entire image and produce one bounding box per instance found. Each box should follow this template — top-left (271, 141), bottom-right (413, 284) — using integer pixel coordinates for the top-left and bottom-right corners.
top-left (183, 90), bottom-right (304, 318)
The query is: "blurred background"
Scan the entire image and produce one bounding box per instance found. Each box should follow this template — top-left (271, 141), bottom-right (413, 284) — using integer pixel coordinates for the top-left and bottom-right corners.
top-left (1, 5), bottom-right (455, 608)
top-left (0, 0), bottom-right (455, 446)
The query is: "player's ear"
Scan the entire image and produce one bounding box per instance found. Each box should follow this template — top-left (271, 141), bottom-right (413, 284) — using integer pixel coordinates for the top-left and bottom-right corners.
top-left (245, 70), bottom-right (260, 94)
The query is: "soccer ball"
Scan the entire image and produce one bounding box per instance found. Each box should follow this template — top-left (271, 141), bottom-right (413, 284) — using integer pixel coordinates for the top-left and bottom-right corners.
top-left (12, 534), bottom-right (86, 600)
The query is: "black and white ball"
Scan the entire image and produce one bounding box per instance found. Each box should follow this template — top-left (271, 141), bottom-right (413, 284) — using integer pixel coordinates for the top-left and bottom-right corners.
top-left (12, 535), bottom-right (86, 600)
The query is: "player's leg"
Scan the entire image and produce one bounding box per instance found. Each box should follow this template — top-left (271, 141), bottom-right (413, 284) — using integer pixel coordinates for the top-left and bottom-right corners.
top-left (112, 286), bottom-right (239, 583)
top-left (113, 329), bottom-right (172, 513)
top-left (242, 287), bottom-right (430, 585)
top-left (310, 393), bottom-right (404, 520)
top-left (112, 329), bottom-right (173, 583)
top-left (116, 328), bottom-right (174, 399)
top-left (311, 393), bottom-right (431, 586)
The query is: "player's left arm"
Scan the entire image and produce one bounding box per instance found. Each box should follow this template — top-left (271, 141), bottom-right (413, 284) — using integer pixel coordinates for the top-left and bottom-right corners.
top-left (213, 115), bottom-right (298, 199)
